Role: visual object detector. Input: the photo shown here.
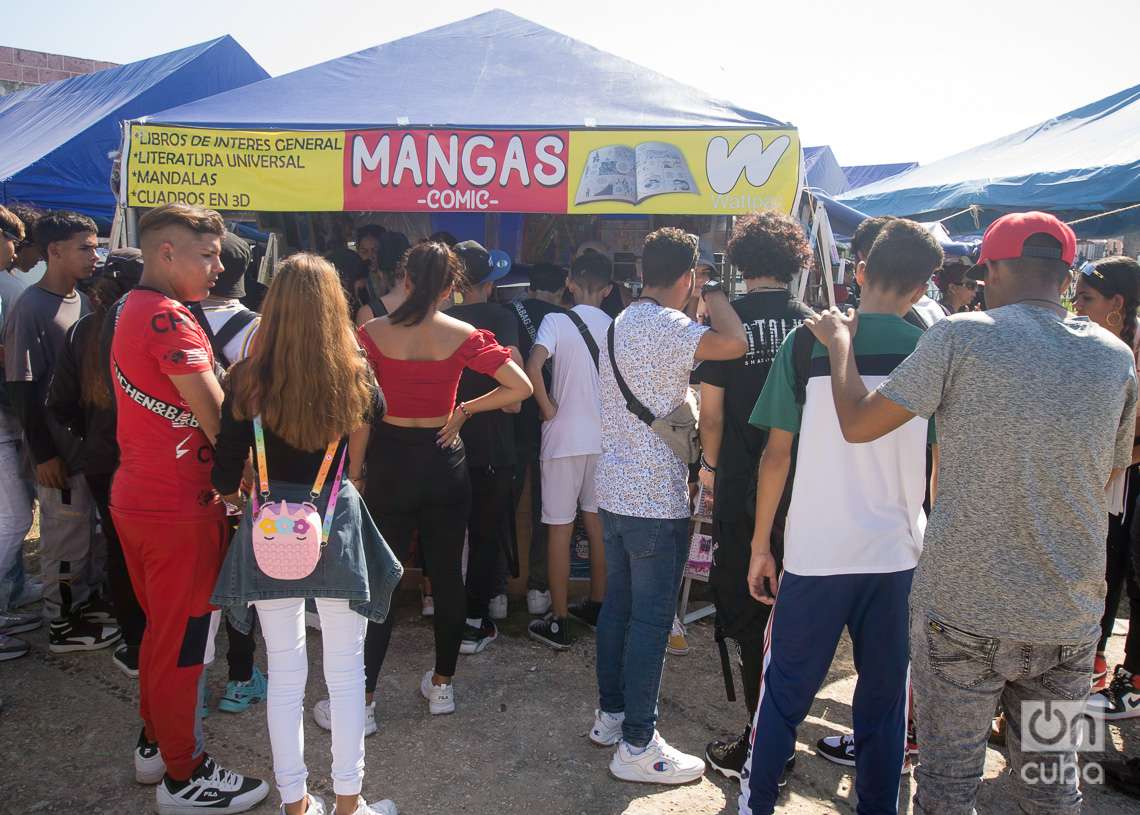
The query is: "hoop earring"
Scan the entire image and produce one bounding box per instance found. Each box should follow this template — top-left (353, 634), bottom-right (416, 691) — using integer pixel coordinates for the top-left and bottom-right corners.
top-left (1107, 310), bottom-right (1123, 328)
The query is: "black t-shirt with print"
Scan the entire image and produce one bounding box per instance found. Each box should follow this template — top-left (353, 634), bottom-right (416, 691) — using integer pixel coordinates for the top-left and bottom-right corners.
top-left (449, 302), bottom-right (519, 468)
top-left (699, 290), bottom-right (813, 523)
top-left (504, 298), bottom-right (565, 456)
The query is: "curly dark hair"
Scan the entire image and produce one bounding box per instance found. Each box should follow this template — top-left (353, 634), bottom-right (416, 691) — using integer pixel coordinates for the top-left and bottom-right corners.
top-left (726, 210), bottom-right (812, 282)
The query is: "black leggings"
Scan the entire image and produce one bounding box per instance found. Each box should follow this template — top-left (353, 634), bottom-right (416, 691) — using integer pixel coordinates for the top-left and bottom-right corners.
top-left (86, 472), bottom-right (146, 652)
top-left (711, 517), bottom-right (783, 718)
top-left (466, 465), bottom-right (515, 620)
top-left (363, 423), bottom-right (471, 688)
top-left (1100, 509), bottom-right (1140, 672)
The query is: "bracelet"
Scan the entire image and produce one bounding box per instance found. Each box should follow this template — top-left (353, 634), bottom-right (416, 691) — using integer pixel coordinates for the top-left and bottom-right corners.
top-left (457, 402), bottom-right (473, 419)
top-left (700, 453), bottom-right (716, 473)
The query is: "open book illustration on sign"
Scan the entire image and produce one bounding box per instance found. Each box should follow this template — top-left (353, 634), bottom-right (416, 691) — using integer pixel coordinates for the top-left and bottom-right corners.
top-left (575, 143), bottom-right (700, 206)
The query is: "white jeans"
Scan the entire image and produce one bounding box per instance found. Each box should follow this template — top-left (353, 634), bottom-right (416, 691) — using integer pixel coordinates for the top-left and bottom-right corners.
top-left (254, 597), bottom-right (367, 804)
top-left (0, 439), bottom-right (34, 610)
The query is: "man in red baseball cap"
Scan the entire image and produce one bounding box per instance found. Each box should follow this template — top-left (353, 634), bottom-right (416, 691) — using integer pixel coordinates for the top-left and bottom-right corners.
top-left (803, 210), bottom-right (1137, 813)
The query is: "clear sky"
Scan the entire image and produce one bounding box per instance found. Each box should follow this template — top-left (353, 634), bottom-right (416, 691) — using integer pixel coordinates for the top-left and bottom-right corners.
top-left (7, 0), bottom-right (1138, 166)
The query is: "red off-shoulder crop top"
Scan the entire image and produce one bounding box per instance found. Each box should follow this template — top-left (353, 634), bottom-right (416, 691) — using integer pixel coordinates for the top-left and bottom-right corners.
top-left (357, 326), bottom-right (511, 418)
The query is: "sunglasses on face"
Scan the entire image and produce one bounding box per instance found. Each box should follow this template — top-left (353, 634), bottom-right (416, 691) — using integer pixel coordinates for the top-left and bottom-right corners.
top-left (0, 228), bottom-right (20, 244)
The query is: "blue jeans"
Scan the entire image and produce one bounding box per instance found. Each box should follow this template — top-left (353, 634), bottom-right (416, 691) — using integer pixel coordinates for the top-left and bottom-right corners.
top-left (596, 509), bottom-right (689, 748)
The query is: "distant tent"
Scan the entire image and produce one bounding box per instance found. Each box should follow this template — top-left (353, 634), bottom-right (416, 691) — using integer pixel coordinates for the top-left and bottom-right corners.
top-left (0, 36), bottom-right (267, 220)
top-left (841, 162), bottom-right (918, 191)
top-left (838, 82), bottom-right (1140, 232)
top-left (803, 146), bottom-right (849, 196)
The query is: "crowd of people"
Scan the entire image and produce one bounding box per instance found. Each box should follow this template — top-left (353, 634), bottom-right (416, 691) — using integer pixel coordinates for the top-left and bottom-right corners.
top-left (1, 199), bottom-right (1139, 815)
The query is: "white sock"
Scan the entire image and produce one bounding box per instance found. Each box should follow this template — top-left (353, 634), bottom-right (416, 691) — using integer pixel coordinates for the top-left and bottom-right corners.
top-left (625, 741), bottom-right (648, 756)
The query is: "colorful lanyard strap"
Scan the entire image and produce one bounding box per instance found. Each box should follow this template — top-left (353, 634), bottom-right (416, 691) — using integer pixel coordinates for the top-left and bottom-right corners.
top-left (252, 415), bottom-right (347, 544)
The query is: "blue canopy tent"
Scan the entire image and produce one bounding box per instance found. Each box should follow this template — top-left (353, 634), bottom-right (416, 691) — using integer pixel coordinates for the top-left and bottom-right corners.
top-left (0, 36), bottom-right (267, 221)
top-left (803, 146), bottom-right (849, 196)
top-left (841, 162), bottom-right (918, 191)
top-left (838, 82), bottom-right (1140, 237)
top-left (808, 188), bottom-right (978, 258)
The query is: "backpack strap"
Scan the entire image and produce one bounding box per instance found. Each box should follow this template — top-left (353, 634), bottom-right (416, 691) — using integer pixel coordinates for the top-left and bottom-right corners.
top-left (902, 305), bottom-right (928, 331)
top-left (564, 310), bottom-right (599, 371)
top-left (187, 303), bottom-right (257, 369)
top-left (606, 322), bottom-right (656, 427)
top-left (211, 308), bottom-right (258, 360)
top-left (791, 325), bottom-right (816, 407)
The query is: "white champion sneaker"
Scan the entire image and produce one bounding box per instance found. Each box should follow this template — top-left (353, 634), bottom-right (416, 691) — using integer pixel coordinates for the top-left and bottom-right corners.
top-left (420, 670), bottom-right (455, 715)
top-left (589, 709), bottom-right (625, 746)
top-left (134, 728), bottom-right (166, 784)
top-left (609, 732), bottom-right (706, 785)
top-left (527, 589), bottom-right (552, 615)
top-left (312, 698), bottom-right (377, 737)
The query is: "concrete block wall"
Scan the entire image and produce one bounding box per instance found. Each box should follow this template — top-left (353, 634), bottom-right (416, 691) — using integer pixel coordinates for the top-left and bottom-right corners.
top-left (0, 46), bottom-right (117, 93)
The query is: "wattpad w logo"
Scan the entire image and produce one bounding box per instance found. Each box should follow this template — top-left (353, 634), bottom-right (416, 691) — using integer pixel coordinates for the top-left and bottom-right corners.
top-left (705, 134), bottom-right (791, 194)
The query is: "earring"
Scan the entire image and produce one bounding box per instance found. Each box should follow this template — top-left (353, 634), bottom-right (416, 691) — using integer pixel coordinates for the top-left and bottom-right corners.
top-left (1107, 311), bottom-right (1123, 328)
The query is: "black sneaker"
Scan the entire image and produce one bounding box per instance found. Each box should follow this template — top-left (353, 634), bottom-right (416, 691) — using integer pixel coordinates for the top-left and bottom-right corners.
top-left (706, 726), bottom-right (751, 780)
top-left (459, 618), bottom-right (498, 655)
top-left (816, 733), bottom-right (856, 767)
top-left (1087, 666), bottom-right (1140, 720)
top-left (78, 594), bottom-right (117, 625)
top-left (48, 615), bottom-right (121, 653)
top-left (568, 599), bottom-right (602, 630)
top-left (155, 755), bottom-right (269, 814)
top-left (113, 643), bottom-right (140, 678)
top-left (528, 614), bottom-right (571, 651)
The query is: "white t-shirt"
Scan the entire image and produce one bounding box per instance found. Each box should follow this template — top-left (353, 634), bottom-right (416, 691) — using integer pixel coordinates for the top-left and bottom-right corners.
top-left (199, 301), bottom-right (260, 366)
top-left (534, 305), bottom-right (611, 461)
top-left (10, 261), bottom-right (45, 288)
top-left (596, 302), bottom-right (707, 520)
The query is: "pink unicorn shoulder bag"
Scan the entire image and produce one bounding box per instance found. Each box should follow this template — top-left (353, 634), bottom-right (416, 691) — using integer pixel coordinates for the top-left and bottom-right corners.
top-left (250, 416), bottom-right (347, 580)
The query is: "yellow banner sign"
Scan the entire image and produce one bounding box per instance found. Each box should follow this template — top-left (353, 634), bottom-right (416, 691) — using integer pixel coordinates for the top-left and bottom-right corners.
top-left (125, 124), bottom-right (800, 215)
top-left (126, 125), bottom-right (343, 211)
top-left (566, 129), bottom-right (800, 215)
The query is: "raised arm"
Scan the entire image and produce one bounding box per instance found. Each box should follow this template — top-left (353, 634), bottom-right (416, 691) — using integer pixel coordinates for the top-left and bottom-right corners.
top-left (436, 359), bottom-right (532, 449)
top-left (694, 288), bottom-right (747, 361)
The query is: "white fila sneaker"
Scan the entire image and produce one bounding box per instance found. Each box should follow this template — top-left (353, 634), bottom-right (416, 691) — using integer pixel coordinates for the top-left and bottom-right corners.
top-left (154, 755), bottom-right (269, 814)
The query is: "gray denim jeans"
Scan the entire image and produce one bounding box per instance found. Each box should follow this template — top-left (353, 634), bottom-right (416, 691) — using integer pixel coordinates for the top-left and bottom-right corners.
top-left (910, 607), bottom-right (1098, 815)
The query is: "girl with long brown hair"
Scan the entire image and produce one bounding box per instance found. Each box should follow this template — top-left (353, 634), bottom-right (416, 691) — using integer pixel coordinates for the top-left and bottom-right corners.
top-left (211, 253), bottom-right (403, 815)
top-left (353, 241), bottom-right (531, 717)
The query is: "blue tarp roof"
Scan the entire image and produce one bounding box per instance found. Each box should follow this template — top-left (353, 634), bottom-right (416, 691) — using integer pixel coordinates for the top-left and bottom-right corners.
top-left (143, 10), bottom-right (788, 130)
top-left (803, 146), bottom-right (849, 196)
top-left (808, 188), bottom-right (979, 258)
top-left (838, 82), bottom-right (1140, 217)
top-left (841, 162), bottom-right (918, 191)
top-left (0, 36), bottom-right (267, 219)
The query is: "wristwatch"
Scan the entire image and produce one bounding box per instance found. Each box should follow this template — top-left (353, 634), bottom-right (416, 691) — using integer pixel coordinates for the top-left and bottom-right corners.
top-left (701, 278), bottom-right (724, 298)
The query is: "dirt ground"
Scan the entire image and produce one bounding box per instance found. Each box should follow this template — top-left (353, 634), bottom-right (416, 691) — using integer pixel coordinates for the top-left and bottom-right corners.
top-left (4, 576), bottom-right (1140, 815)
